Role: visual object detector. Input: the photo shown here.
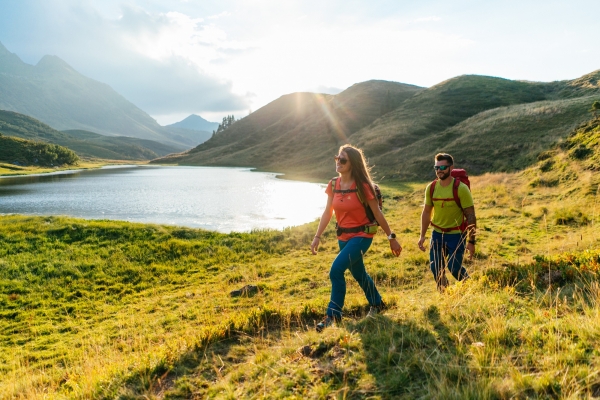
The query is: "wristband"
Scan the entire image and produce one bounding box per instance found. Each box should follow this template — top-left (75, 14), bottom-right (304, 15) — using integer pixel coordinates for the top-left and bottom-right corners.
top-left (468, 240), bottom-right (475, 245)
top-left (314, 236), bottom-right (321, 240)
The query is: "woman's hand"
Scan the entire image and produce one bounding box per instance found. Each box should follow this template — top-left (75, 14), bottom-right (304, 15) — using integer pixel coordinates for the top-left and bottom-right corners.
top-left (389, 238), bottom-right (402, 257)
top-left (311, 237), bottom-right (321, 255)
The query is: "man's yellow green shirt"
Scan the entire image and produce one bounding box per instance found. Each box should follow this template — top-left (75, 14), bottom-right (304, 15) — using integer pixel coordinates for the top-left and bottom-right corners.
top-left (424, 178), bottom-right (474, 234)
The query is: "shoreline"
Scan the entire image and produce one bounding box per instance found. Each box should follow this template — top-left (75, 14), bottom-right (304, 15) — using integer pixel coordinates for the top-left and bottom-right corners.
top-left (151, 162), bottom-right (328, 184)
top-left (0, 160), bottom-right (147, 178)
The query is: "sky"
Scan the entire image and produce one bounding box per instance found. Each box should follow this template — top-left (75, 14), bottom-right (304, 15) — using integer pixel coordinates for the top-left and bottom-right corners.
top-left (0, 0), bottom-right (598, 125)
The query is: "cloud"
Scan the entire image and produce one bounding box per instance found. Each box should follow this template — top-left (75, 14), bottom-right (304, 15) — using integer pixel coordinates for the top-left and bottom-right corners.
top-left (0, 1), bottom-right (250, 118)
top-left (414, 16), bottom-right (441, 23)
top-left (109, 54), bottom-right (250, 114)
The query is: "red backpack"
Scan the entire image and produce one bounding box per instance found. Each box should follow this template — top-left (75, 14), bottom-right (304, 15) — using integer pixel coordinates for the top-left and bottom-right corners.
top-left (429, 168), bottom-right (471, 232)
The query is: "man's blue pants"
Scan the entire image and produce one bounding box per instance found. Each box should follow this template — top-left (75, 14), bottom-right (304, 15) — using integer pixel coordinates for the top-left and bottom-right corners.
top-left (430, 230), bottom-right (470, 282)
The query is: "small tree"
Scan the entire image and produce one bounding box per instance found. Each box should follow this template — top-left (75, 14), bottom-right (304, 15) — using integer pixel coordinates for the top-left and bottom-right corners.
top-left (591, 100), bottom-right (600, 119)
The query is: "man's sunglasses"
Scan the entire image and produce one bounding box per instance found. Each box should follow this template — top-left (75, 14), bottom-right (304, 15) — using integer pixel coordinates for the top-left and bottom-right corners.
top-left (334, 156), bottom-right (348, 165)
top-left (434, 165), bottom-right (450, 171)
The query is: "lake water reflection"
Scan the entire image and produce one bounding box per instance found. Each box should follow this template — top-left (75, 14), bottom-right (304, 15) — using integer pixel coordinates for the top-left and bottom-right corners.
top-left (0, 166), bottom-right (327, 233)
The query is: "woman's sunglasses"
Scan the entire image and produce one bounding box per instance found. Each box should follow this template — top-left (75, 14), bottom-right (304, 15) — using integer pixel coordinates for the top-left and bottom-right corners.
top-left (334, 156), bottom-right (348, 165)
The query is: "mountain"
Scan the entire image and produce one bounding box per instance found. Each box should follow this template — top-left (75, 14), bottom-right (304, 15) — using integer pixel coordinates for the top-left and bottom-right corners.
top-left (0, 41), bottom-right (197, 148)
top-left (382, 95), bottom-right (600, 180)
top-left (162, 126), bottom-right (213, 147)
top-left (153, 80), bottom-right (424, 178)
top-left (353, 72), bottom-right (600, 180)
top-left (0, 110), bottom-right (183, 161)
top-left (167, 114), bottom-right (219, 132)
top-left (155, 71), bottom-right (600, 181)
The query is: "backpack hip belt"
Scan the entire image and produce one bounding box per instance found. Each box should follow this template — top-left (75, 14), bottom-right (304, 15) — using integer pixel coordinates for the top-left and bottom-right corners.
top-left (335, 222), bottom-right (378, 236)
top-left (430, 221), bottom-right (463, 233)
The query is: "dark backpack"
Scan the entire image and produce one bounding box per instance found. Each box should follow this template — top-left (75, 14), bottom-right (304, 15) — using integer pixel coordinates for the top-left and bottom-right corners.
top-left (331, 177), bottom-right (383, 224)
top-left (428, 168), bottom-right (471, 232)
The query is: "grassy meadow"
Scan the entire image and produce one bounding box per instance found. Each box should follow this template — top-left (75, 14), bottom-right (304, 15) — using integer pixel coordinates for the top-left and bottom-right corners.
top-left (2, 118), bottom-right (600, 399)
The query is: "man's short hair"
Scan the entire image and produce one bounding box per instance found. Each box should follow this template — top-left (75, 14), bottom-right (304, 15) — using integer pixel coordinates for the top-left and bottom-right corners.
top-left (435, 153), bottom-right (454, 165)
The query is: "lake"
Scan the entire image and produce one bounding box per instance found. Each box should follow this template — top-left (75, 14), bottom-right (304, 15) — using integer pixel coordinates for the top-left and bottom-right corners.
top-left (0, 166), bottom-right (327, 233)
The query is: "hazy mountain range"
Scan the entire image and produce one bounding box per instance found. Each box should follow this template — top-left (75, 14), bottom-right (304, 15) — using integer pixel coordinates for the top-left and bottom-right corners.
top-left (0, 41), bottom-right (214, 149)
top-left (0, 110), bottom-right (182, 161)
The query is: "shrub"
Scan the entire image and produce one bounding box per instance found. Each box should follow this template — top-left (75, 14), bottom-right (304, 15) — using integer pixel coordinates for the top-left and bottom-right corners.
top-left (554, 208), bottom-right (589, 225)
top-left (569, 144), bottom-right (592, 160)
top-left (539, 159), bottom-right (554, 172)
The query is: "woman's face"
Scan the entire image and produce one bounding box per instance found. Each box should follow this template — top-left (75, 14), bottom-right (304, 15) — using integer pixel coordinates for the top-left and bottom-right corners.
top-left (335, 151), bottom-right (352, 174)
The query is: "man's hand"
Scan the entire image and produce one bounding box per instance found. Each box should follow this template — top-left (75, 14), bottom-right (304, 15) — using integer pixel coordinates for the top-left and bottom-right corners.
top-left (466, 242), bottom-right (475, 260)
top-left (389, 239), bottom-right (402, 257)
top-left (417, 236), bottom-right (427, 252)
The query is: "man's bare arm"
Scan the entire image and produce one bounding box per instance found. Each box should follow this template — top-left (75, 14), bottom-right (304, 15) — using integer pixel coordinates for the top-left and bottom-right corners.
top-left (463, 206), bottom-right (476, 241)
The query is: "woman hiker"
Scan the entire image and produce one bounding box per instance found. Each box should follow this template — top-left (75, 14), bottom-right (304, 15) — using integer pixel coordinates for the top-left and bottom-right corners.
top-left (310, 144), bottom-right (402, 332)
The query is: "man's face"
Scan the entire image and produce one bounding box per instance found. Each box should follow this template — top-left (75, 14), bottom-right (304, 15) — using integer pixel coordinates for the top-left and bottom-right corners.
top-left (434, 160), bottom-right (452, 180)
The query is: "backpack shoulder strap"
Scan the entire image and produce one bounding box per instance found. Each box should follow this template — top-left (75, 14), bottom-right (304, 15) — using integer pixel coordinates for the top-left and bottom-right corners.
top-left (356, 191), bottom-right (364, 204)
top-left (452, 178), bottom-right (463, 210)
top-left (429, 179), bottom-right (437, 201)
top-left (355, 183), bottom-right (372, 205)
top-left (331, 177), bottom-right (338, 192)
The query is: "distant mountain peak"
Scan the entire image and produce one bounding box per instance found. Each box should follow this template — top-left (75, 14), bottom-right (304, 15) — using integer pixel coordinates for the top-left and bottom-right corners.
top-left (167, 114), bottom-right (219, 132)
top-left (184, 114), bottom-right (211, 123)
top-left (0, 41), bottom-right (11, 55)
top-left (0, 41), bottom-right (29, 74)
top-left (35, 55), bottom-right (77, 74)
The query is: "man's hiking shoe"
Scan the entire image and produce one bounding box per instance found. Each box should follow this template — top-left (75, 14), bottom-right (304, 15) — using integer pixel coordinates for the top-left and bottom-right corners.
top-left (316, 316), bottom-right (337, 332)
top-left (437, 273), bottom-right (449, 293)
top-left (367, 301), bottom-right (387, 318)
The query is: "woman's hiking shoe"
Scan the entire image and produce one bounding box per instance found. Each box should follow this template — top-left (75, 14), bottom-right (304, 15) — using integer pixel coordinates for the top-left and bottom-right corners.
top-left (316, 316), bottom-right (337, 332)
top-left (367, 301), bottom-right (387, 318)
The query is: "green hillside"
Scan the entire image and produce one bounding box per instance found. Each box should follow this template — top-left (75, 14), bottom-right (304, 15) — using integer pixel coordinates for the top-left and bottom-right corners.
top-left (0, 42), bottom-right (198, 148)
top-left (0, 134), bottom-right (78, 166)
top-left (380, 94), bottom-right (600, 180)
top-left (61, 130), bottom-right (184, 160)
top-left (158, 71), bottom-right (600, 181)
top-left (153, 80), bottom-right (424, 178)
top-left (0, 110), bottom-right (183, 160)
top-left (2, 116), bottom-right (600, 398)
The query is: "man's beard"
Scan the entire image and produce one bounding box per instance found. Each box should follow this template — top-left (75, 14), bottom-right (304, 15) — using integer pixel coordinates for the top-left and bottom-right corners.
top-left (437, 171), bottom-right (451, 180)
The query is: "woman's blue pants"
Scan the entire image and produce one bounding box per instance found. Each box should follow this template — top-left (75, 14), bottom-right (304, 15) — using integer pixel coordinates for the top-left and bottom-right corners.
top-left (327, 237), bottom-right (382, 319)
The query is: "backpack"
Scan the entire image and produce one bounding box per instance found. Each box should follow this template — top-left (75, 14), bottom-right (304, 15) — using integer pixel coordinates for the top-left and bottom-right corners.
top-left (331, 177), bottom-right (383, 224)
top-left (428, 168), bottom-right (471, 232)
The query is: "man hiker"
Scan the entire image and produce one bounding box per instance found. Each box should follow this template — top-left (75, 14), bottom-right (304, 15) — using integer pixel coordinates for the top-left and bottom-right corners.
top-left (417, 153), bottom-right (476, 292)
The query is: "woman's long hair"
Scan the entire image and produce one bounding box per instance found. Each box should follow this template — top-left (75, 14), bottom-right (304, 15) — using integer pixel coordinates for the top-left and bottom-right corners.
top-left (338, 144), bottom-right (376, 204)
